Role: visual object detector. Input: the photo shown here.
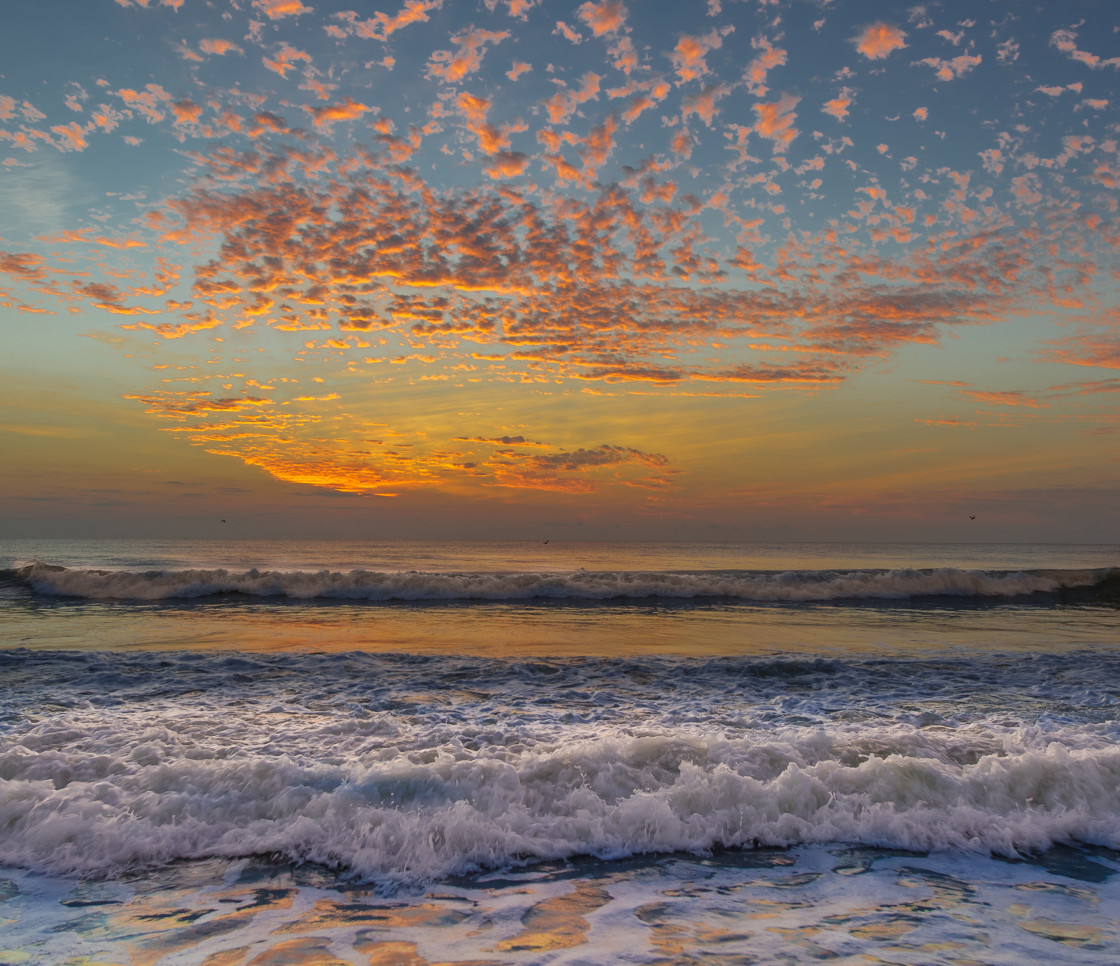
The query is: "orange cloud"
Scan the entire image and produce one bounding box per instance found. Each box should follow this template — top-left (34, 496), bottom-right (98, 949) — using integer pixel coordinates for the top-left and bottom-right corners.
top-left (0, 251), bottom-right (50, 283)
top-left (681, 84), bottom-right (729, 128)
top-left (125, 391), bottom-right (275, 416)
top-left (428, 27), bottom-right (510, 83)
top-left (483, 443), bottom-right (672, 493)
top-left (73, 281), bottom-right (159, 316)
top-left (821, 89), bottom-right (853, 121)
top-left (744, 36), bottom-right (786, 97)
top-left (532, 444), bottom-right (666, 471)
top-left (457, 92), bottom-right (526, 158)
top-left (253, 0), bottom-right (311, 19)
top-left (854, 23), bottom-right (906, 60)
top-left (304, 97), bottom-right (370, 129)
top-left (329, 2), bottom-right (442, 42)
top-left (171, 100), bottom-right (202, 126)
top-left (543, 72), bottom-right (601, 125)
top-left (553, 21), bottom-right (583, 45)
top-left (484, 151), bottom-right (530, 179)
top-left (1050, 29), bottom-right (1120, 70)
top-left (609, 35), bottom-right (638, 75)
top-left (50, 121), bottom-right (89, 151)
top-left (671, 27), bottom-right (733, 84)
top-left (263, 44), bottom-right (313, 78)
top-left (1044, 331), bottom-right (1120, 371)
top-left (456, 434), bottom-right (549, 447)
top-left (918, 54), bottom-right (982, 81)
top-left (959, 389), bottom-right (1048, 408)
top-left (577, 0), bottom-right (626, 37)
top-left (10, 49), bottom-right (1111, 505)
top-left (117, 84), bottom-right (172, 123)
top-left (486, 0), bottom-right (539, 20)
top-left (613, 78), bottom-right (671, 124)
top-left (753, 95), bottom-right (799, 153)
top-left (200, 38), bottom-right (242, 56)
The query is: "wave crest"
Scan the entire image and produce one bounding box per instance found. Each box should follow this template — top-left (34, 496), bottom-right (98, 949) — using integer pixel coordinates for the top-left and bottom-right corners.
top-left (10, 561), bottom-right (1113, 603)
top-left (2, 728), bottom-right (1118, 882)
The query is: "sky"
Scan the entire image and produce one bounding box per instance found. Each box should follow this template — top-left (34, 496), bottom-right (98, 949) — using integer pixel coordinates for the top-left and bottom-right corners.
top-left (1, 0), bottom-right (1118, 543)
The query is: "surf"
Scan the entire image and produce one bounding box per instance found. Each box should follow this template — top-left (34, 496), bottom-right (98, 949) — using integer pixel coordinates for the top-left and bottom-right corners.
top-left (10, 562), bottom-right (1117, 604)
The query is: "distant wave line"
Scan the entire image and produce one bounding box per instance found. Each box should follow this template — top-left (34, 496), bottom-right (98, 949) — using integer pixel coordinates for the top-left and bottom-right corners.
top-left (8, 562), bottom-right (1118, 604)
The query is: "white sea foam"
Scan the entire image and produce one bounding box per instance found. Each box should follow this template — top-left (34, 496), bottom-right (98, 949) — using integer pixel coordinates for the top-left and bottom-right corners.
top-left (11, 562), bottom-right (1108, 603)
top-left (2, 649), bottom-right (1119, 884)
top-left (2, 721), bottom-right (1119, 882)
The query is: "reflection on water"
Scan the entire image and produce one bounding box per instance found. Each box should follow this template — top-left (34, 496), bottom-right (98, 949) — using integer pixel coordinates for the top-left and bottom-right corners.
top-left (4, 536), bottom-right (1117, 657)
top-left (4, 596), bottom-right (1120, 658)
top-left (3, 846), bottom-right (1118, 965)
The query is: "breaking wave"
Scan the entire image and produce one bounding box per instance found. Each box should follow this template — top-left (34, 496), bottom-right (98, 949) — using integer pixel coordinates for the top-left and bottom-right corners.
top-left (8, 562), bottom-right (1117, 604)
top-left (2, 648), bottom-right (1119, 885)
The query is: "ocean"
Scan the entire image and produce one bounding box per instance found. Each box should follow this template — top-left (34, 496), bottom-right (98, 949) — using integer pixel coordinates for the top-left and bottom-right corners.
top-left (1, 538), bottom-right (1118, 965)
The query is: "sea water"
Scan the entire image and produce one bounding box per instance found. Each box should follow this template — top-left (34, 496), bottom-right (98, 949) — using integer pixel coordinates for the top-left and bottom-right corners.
top-left (0, 539), bottom-right (1118, 964)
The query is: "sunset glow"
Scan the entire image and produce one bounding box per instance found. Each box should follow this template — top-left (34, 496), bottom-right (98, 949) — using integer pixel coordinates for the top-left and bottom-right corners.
top-left (2, 0), bottom-right (1118, 540)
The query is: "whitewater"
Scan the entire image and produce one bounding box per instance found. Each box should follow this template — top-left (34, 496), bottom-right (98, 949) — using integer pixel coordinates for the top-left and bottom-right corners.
top-left (12, 558), bottom-right (1116, 602)
top-left (2, 539), bottom-right (1119, 964)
